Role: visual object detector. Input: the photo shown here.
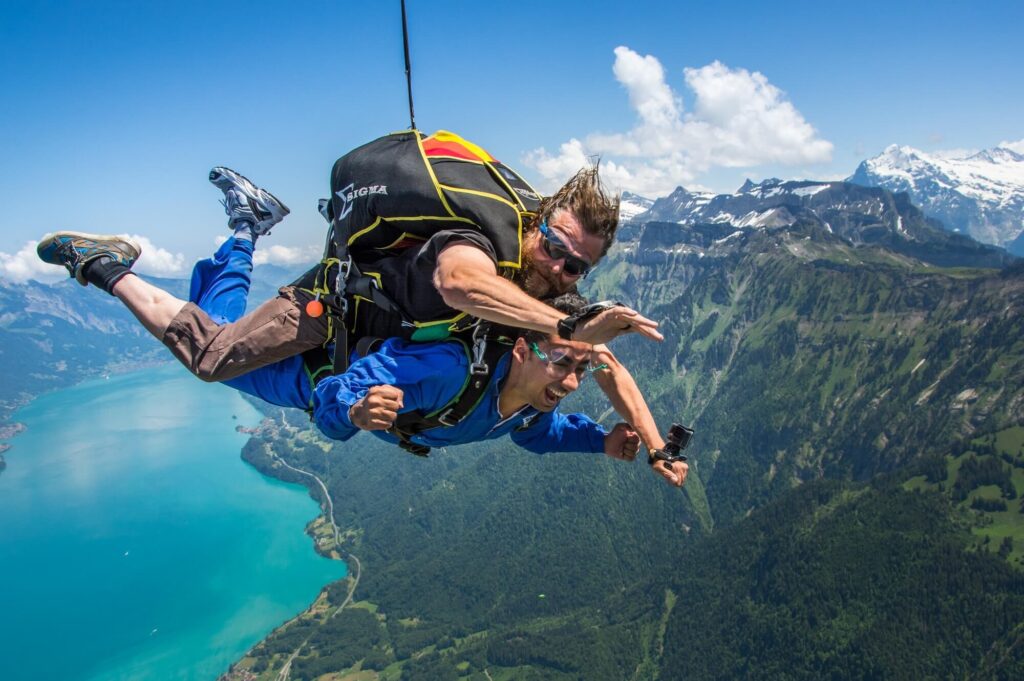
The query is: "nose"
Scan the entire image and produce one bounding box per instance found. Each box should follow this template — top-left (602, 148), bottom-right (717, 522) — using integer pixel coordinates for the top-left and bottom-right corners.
top-left (558, 370), bottom-right (580, 392)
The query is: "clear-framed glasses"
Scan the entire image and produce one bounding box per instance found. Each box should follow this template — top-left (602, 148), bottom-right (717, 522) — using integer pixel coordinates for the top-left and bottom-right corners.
top-left (529, 342), bottom-right (608, 379)
top-left (538, 221), bottom-right (593, 278)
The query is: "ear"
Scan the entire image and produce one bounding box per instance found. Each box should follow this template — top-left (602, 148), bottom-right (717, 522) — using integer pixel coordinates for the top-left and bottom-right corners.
top-left (522, 226), bottom-right (540, 249)
top-left (512, 337), bottom-right (529, 364)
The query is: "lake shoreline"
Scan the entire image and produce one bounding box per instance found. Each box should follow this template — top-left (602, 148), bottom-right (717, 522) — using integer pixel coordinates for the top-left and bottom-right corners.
top-left (0, 422), bottom-right (27, 468)
top-left (221, 413), bottom-right (355, 680)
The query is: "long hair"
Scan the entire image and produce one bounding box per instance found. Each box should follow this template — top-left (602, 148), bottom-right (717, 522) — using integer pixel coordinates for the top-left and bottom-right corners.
top-left (533, 165), bottom-right (620, 257)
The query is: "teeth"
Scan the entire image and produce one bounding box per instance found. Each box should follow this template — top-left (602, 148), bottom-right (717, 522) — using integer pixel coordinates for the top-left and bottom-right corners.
top-left (549, 388), bottom-right (567, 398)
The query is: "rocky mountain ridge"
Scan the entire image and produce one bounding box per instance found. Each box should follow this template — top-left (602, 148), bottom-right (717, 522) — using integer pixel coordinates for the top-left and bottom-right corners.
top-left (628, 178), bottom-right (1014, 269)
top-left (848, 143), bottom-right (1024, 253)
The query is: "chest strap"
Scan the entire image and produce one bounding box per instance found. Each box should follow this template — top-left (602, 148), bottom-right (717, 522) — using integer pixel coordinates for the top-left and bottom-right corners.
top-left (388, 329), bottom-right (512, 456)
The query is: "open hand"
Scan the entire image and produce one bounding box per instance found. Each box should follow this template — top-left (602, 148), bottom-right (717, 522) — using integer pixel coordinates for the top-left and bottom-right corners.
top-left (574, 306), bottom-right (663, 345)
top-left (605, 422), bottom-right (641, 461)
top-left (349, 385), bottom-right (404, 431)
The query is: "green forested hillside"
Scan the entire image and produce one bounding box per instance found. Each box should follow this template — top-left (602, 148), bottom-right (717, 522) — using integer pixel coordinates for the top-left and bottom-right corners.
top-left (233, 422), bottom-right (1024, 680)
top-left (233, 413), bottom-right (695, 680)
top-left (659, 478), bottom-right (1024, 680)
top-left (590, 222), bottom-right (1024, 523)
top-left (220, 215), bottom-right (1024, 680)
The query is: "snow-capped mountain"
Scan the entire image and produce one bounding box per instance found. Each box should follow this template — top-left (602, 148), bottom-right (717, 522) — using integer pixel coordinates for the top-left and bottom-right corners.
top-left (636, 186), bottom-right (715, 223)
top-left (848, 144), bottom-right (1024, 253)
top-left (619, 191), bottom-right (655, 222)
top-left (629, 178), bottom-right (1012, 269)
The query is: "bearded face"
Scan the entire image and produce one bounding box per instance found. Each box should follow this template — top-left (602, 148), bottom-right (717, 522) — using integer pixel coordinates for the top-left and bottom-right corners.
top-left (516, 231), bottom-right (556, 298)
top-left (516, 210), bottom-right (605, 299)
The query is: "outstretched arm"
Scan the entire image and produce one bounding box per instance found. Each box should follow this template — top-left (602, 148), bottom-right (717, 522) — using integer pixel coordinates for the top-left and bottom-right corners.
top-left (510, 411), bottom-right (608, 454)
top-left (434, 243), bottom-right (663, 345)
top-left (592, 347), bottom-right (689, 487)
top-left (513, 417), bottom-right (686, 487)
top-left (591, 344), bottom-right (664, 453)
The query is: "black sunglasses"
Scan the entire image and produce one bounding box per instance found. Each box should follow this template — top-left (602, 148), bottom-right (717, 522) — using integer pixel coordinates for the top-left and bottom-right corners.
top-left (538, 221), bottom-right (593, 277)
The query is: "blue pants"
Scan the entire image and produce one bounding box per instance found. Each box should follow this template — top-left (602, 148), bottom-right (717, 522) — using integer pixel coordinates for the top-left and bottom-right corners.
top-left (191, 238), bottom-right (313, 410)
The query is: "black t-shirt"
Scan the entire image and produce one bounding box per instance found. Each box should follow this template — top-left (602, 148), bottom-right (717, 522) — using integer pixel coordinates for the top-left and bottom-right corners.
top-left (352, 229), bottom-right (510, 342)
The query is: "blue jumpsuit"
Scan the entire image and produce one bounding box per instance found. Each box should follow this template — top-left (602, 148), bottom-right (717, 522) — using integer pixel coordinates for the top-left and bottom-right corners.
top-left (193, 238), bottom-right (606, 453)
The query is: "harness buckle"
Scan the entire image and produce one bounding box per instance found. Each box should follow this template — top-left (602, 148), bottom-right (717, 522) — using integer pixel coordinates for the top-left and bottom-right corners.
top-left (333, 256), bottom-right (352, 316)
top-left (469, 325), bottom-right (489, 375)
top-left (337, 256), bottom-right (352, 283)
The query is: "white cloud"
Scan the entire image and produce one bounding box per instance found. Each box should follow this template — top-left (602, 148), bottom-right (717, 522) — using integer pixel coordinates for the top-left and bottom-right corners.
top-left (252, 244), bottom-right (320, 267)
top-left (214, 235), bottom-right (318, 267)
top-left (0, 234), bottom-right (187, 284)
top-left (0, 240), bottom-right (67, 283)
top-left (128, 235), bottom-right (188, 278)
top-left (615, 48), bottom-right (680, 124)
top-left (524, 48), bottom-right (833, 197)
top-left (999, 138), bottom-right (1024, 154)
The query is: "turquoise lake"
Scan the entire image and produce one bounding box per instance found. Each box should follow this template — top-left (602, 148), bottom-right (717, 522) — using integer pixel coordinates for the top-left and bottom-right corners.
top-left (0, 365), bottom-right (346, 680)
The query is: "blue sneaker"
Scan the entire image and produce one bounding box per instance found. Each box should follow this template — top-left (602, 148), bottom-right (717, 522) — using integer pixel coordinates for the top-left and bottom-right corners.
top-left (36, 231), bottom-right (141, 286)
top-left (209, 167), bottom-right (290, 236)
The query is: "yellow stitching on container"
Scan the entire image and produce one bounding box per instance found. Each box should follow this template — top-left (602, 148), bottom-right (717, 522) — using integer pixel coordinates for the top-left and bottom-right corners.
top-left (346, 216), bottom-right (383, 246)
top-left (379, 232), bottom-right (428, 250)
top-left (380, 215), bottom-right (478, 226)
top-left (437, 185), bottom-right (524, 268)
top-left (439, 184), bottom-right (520, 210)
top-left (416, 132), bottom-right (457, 218)
top-left (484, 162), bottom-right (526, 211)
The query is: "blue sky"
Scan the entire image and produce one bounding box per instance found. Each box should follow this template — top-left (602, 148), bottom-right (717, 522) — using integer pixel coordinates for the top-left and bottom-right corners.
top-left (2, 0), bottom-right (1021, 280)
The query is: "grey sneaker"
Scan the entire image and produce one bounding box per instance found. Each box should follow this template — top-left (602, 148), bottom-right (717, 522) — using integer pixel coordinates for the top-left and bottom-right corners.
top-left (209, 167), bottom-right (290, 236)
top-left (36, 231), bottom-right (141, 286)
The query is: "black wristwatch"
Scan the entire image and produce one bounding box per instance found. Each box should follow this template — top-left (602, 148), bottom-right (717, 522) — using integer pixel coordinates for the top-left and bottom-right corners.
top-left (556, 300), bottom-right (623, 340)
top-left (557, 316), bottom-right (577, 340)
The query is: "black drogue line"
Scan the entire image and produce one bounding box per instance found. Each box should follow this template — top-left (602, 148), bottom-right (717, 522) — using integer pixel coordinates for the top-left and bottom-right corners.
top-left (401, 0), bottom-right (417, 131)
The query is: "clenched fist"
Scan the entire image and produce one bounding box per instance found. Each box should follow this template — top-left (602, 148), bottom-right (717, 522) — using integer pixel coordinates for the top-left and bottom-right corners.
top-left (604, 422), bottom-right (641, 461)
top-left (349, 385), bottom-right (405, 431)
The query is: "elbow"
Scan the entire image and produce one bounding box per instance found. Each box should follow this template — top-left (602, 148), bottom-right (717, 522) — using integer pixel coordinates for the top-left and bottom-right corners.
top-left (313, 409), bottom-right (353, 442)
top-left (433, 265), bottom-right (476, 310)
top-left (591, 347), bottom-right (623, 388)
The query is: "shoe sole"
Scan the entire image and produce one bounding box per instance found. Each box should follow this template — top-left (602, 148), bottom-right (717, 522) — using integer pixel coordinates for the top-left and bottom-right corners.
top-left (37, 231), bottom-right (142, 284)
top-left (209, 167), bottom-right (290, 218)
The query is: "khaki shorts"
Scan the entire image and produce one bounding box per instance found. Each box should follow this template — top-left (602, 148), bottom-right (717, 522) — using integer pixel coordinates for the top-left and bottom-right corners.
top-left (161, 285), bottom-right (330, 382)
